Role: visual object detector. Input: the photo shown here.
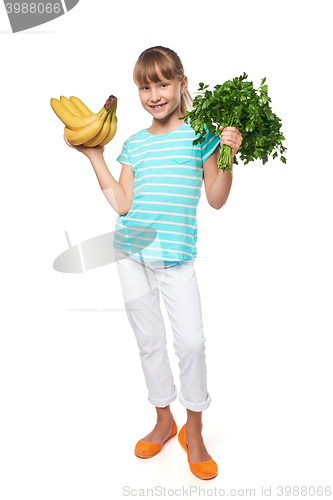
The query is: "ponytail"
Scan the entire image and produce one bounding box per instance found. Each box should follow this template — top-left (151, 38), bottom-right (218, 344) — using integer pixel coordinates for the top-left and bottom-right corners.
top-left (180, 88), bottom-right (193, 116)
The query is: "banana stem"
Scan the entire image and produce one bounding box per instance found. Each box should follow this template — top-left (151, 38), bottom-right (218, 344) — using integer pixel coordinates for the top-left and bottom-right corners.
top-left (105, 95), bottom-right (117, 112)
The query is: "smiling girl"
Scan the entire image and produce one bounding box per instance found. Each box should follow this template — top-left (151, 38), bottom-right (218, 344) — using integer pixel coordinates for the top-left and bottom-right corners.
top-left (64, 46), bottom-right (242, 480)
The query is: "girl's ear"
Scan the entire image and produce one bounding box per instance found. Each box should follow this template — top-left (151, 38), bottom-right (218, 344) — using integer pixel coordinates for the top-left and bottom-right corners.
top-left (181, 76), bottom-right (188, 94)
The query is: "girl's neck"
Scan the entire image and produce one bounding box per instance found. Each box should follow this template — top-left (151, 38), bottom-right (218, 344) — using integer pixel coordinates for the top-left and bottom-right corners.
top-left (147, 110), bottom-right (185, 136)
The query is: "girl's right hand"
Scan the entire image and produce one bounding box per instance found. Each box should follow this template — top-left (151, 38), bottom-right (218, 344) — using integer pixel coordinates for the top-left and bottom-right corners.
top-left (63, 135), bottom-right (105, 158)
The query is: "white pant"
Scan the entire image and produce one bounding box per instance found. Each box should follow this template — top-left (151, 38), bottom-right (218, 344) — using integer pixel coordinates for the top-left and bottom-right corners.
top-left (115, 249), bottom-right (212, 412)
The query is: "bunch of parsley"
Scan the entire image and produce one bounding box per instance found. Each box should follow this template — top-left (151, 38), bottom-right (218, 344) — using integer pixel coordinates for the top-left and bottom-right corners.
top-left (181, 72), bottom-right (287, 175)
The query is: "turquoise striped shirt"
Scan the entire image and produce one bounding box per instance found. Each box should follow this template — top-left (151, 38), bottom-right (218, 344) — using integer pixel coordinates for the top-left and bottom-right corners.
top-left (113, 122), bottom-right (220, 263)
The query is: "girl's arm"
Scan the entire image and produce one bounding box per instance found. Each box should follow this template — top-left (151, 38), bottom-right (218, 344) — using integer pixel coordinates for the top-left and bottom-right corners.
top-left (64, 137), bottom-right (134, 216)
top-left (203, 126), bottom-right (242, 210)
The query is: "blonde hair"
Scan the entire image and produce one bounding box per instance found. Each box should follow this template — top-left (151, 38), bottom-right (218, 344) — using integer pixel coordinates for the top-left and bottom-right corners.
top-left (133, 46), bottom-right (193, 116)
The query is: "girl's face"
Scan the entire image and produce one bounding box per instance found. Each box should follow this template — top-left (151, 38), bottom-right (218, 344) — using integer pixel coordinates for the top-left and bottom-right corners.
top-left (138, 72), bottom-right (187, 122)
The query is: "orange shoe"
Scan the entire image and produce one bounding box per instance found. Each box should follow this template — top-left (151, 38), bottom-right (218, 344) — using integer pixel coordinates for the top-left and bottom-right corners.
top-left (134, 419), bottom-right (177, 459)
top-left (178, 424), bottom-right (218, 480)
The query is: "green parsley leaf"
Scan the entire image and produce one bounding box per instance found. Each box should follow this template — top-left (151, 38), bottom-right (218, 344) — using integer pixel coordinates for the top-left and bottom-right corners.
top-left (180, 73), bottom-right (287, 174)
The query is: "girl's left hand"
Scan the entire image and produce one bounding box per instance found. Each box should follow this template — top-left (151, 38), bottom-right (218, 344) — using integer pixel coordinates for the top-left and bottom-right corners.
top-left (63, 135), bottom-right (105, 158)
top-left (219, 126), bottom-right (243, 159)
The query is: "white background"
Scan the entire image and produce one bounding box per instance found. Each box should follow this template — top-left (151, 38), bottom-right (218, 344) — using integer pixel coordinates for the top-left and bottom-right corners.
top-left (1, 0), bottom-right (332, 498)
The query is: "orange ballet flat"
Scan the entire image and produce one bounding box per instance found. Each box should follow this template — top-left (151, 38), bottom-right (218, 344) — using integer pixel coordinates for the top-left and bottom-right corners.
top-left (178, 424), bottom-right (218, 480)
top-left (134, 419), bottom-right (177, 459)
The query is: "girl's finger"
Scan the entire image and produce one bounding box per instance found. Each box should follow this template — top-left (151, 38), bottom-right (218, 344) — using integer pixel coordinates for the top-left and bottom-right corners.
top-left (220, 139), bottom-right (236, 147)
top-left (221, 132), bottom-right (242, 143)
top-left (63, 135), bottom-right (72, 147)
top-left (224, 126), bottom-right (242, 135)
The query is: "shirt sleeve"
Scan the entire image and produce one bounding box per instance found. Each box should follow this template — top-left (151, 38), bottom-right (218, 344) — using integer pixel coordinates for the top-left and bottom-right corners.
top-left (116, 139), bottom-right (132, 166)
top-left (201, 128), bottom-right (220, 162)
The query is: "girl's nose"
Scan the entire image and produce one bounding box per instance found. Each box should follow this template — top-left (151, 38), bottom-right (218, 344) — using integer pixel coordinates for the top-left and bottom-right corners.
top-left (150, 88), bottom-right (161, 102)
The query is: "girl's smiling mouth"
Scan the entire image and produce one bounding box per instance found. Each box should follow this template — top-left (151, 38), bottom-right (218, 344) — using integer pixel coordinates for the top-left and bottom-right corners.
top-left (150, 103), bottom-right (167, 110)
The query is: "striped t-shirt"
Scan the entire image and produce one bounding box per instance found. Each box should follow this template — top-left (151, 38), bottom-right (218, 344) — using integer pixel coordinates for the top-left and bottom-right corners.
top-left (113, 122), bottom-right (220, 263)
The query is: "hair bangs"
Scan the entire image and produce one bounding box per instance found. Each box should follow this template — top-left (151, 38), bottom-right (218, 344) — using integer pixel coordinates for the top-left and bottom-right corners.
top-left (133, 51), bottom-right (176, 87)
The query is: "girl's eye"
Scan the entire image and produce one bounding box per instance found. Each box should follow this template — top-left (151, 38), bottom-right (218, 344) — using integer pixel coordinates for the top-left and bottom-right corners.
top-left (161, 84), bottom-right (167, 88)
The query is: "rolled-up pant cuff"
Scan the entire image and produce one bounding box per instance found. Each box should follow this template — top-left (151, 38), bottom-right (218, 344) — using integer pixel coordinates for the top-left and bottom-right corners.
top-left (148, 385), bottom-right (178, 408)
top-left (179, 391), bottom-right (212, 412)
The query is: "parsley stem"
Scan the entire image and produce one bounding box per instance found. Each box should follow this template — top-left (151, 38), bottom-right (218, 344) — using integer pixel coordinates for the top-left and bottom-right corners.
top-left (218, 144), bottom-right (233, 176)
top-left (218, 114), bottom-right (234, 175)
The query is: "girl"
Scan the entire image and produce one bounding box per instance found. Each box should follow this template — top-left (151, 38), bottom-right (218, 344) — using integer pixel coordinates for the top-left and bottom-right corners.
top-left (64, 46), bottom-right (242, 480)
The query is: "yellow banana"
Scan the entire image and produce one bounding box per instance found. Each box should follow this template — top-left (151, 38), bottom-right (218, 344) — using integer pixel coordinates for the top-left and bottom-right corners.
top-left (69, 96), bottom-right (93, 117)
top-left (60, 96), bottom-right (85, 117)
top-left (99, 108), bottom-right (117, 146)
top-left (83, 110), bottom-right (112, 147)
top-left (64, 108), bottom-right (109, 145)
top-left (51, 98), bottom-right (105, 130)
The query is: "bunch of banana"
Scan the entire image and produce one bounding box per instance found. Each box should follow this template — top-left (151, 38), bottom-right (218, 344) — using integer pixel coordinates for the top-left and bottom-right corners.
top-left (50, 94), bottom-right (117, 147)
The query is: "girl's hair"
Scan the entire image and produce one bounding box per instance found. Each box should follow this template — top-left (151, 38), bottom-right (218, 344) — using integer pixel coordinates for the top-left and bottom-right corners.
top-left (133, 46), bottom-right (193, 115)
